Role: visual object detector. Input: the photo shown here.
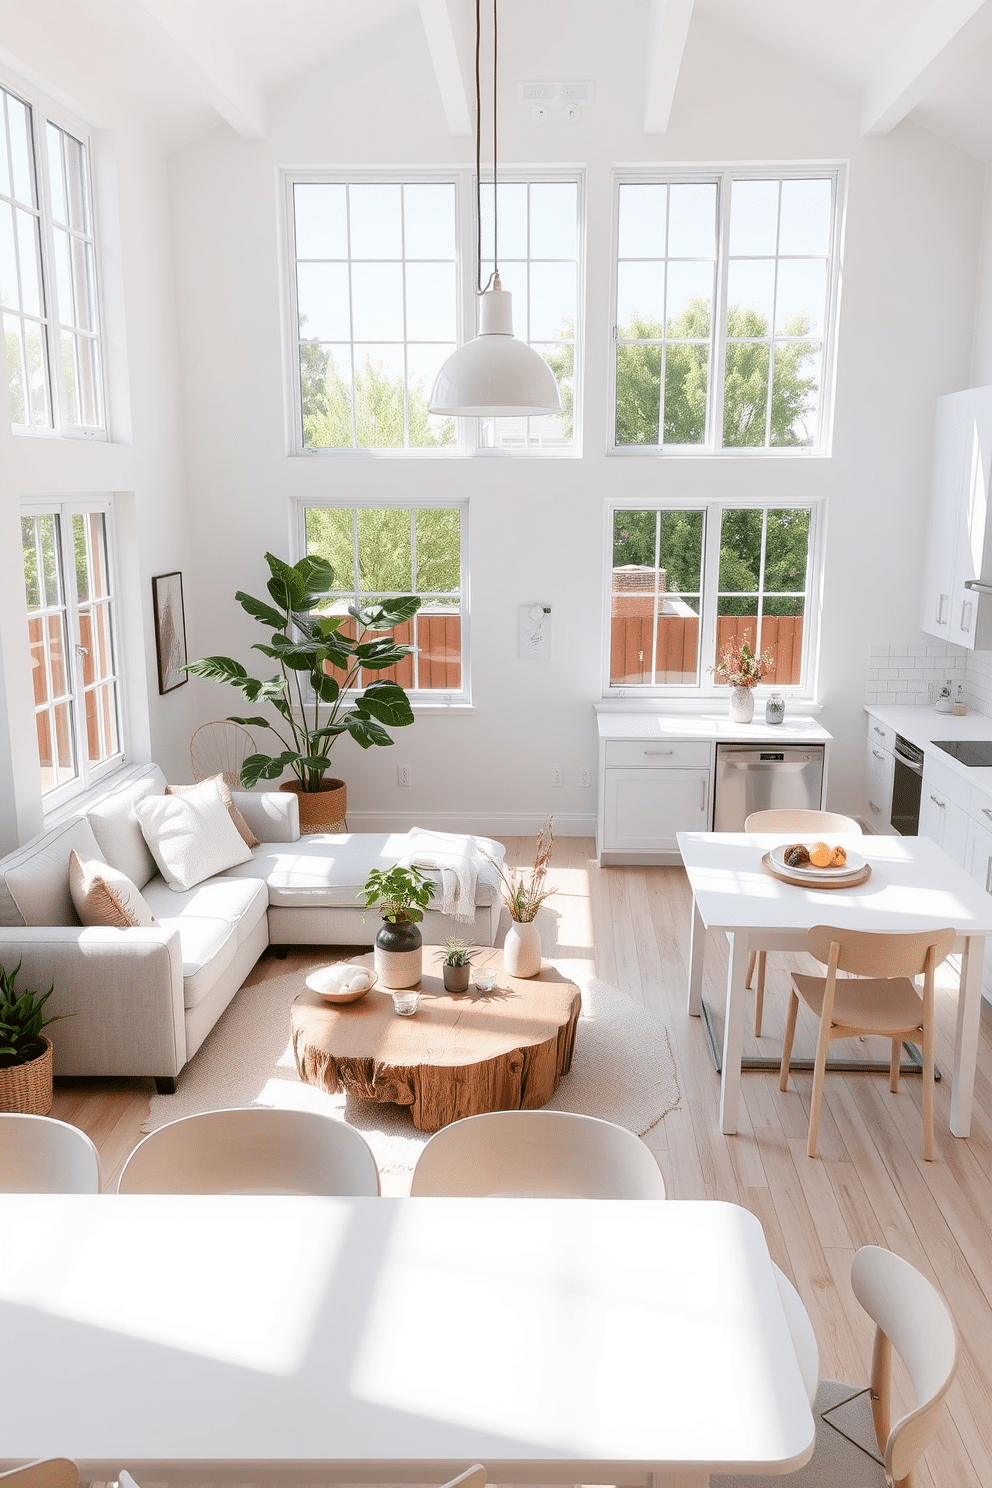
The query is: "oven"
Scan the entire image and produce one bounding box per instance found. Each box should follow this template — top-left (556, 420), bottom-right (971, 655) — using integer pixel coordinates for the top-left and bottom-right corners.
top-left (891, 734), bottom-right (924, 835)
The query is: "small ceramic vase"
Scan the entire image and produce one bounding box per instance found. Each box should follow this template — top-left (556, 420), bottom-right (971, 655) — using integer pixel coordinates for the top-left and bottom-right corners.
top-left (765, 692), bottom-right (786, 725)
top-left (729, 686), bottom-right (755, 724)
top-left (374, 918), bottom-right (422, 989)
top-left (504, 919), bottom-right (542, 978)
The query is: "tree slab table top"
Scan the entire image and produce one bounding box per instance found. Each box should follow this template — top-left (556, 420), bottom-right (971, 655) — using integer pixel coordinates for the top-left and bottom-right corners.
top-left (290, 947), bottom-right (581, 1132)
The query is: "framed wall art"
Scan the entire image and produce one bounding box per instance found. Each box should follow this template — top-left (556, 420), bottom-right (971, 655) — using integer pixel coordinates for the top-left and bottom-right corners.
top-left (152, 571), bottom-right (188, 694)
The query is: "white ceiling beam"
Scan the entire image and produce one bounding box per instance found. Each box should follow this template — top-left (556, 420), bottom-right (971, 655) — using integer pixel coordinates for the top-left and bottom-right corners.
top-left (644, 0), bottom-right (694, 135)
top-left (79, 0), bottom-right (266, 139)
top-left (862, 0), bottom-right (992, 136)
top-left (418, 0), bottom-right (472, 137)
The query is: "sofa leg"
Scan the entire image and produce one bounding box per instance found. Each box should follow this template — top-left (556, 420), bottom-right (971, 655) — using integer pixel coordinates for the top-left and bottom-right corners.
top-left (154, 1076), bottom-right (178, 1094)
top-left (273, 944), bottom-right (288, 959)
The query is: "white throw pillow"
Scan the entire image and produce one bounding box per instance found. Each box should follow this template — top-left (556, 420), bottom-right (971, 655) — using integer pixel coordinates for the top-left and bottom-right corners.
top-left (134, 779), bottom-right (253, 891)
top-left (68, 850), bottom-right (158, 928)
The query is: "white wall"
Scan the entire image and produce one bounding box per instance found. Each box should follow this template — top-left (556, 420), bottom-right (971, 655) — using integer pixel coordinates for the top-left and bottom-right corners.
top-left (158, 3), bottom-right (984, 833)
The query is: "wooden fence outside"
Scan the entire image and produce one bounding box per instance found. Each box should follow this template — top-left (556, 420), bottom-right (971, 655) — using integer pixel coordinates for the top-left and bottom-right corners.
top-left (323, 612), bottom-right (462, 692)
top-left (610, 612), bottom-right (804, 687)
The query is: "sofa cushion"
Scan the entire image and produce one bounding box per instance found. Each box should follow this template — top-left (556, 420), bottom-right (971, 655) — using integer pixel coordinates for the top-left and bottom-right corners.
top-left (142, 874), bottom-right (268, 1009)
top-left (87, 779), bottom-right (162, 889)
top-left (219, 831), bottom-right (501, 909)
top-left (135, 780), bottom-right (253, 891)
top-left (2, 817), bottom-right (105, 928)
top-left (166, 776), bottom-right (260, 848)
top-left (68, 850), bottom-right (158, 928)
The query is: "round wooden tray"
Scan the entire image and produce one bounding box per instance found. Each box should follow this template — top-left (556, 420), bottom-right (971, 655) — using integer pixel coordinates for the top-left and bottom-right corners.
top-left (761, 851), bottom-right (872, 889)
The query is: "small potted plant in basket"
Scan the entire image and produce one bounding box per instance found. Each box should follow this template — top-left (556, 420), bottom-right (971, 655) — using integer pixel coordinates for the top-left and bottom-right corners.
top-left (361, 865), bottom-right (434, 990)
top-left (485, 817), bottom-right (555, 979)
top-left (0, 962), bottom-right (68, 1115)
top-left (710, 632), bottom-right (774, 724)
top-left (437, 938), bottom-right (476, 995)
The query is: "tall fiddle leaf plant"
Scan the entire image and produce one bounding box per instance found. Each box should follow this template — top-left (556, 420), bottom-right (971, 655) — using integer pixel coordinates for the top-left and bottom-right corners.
top-left (186, 553), bottom-right (421, 789)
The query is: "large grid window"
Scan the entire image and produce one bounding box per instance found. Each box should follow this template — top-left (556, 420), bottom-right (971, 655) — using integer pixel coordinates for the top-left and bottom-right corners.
top-left (614, 170), bottom-right (839, 453)
top-left (608, 504), bottom-right (814, 692)
top-left (293, 181), bottom-right (458, 451)
top-left (1, 82), bottom-right (104, 435)
top-left (22, 505), bottom-right (122, 799)
top-left (479, 179), bottom-right (579, 452)
top-left (303, 504), bottom-right (466, 697)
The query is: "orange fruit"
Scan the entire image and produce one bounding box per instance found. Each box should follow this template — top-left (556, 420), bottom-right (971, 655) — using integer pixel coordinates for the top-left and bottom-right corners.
top-left (829, 845), bottom-right (847, 867)
top-left (809, 841), bottom-right (832, 868)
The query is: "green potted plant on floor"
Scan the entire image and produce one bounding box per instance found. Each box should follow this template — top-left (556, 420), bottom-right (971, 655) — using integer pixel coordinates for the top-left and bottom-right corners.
top-left (362, 865), bottom-right (434, 990)
top-left (186, 553), bottom-right (421, 833)
top-left (438, 937), bottom-right (476, 995)
top-left (0, 962), bottom-right (68, 1115)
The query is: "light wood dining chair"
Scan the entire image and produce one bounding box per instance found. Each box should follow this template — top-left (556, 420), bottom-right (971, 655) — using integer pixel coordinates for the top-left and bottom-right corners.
top-left (743, 809), bottom-right (863, 1037)
top-left (117, 1106), bottom-right (380, 1194)
top-left (410, 1109), bottom-right (667, 1197)
top-left (714, 1246), bottom-right (957, 1488)
top-left (780, 924), bottom-right (956, 1160)
top-left (0, 1113), bottom-right (101, 1193)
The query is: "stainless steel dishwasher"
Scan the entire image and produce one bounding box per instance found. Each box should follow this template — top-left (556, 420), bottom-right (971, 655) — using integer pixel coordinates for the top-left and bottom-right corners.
top-left (713, 742), bottom-right (825, 830)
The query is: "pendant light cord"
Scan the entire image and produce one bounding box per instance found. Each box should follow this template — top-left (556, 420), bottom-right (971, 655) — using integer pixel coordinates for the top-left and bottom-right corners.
top-left (475, 0), bottom-right (499, 296)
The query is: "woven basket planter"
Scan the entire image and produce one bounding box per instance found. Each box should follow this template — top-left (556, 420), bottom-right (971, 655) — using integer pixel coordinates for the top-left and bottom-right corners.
top-left (0, 1034), bottom-right (54, 1115)
top-left (279, 778), bottom-right (348, 835)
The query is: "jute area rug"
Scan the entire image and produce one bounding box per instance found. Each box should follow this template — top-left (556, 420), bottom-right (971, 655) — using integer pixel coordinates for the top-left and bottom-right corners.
top-left (145, 961), bottom-right (681, 1183)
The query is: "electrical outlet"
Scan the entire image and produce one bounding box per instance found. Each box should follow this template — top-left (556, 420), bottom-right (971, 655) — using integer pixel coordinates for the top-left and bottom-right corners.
top-left (551, 767), bottom-right (564, 788)
top-left (578, 768), bottom-right (591, 788)
top-left (397, 765), bottom-right (411, 787)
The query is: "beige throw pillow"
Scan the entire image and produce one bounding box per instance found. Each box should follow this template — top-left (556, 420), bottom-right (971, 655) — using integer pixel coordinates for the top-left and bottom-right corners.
top-left (166, 775), bottom-right (260, 848)
top-left (134, 778), bottom-right (253, 891)
top-left (69, 849), bottom-right (158, 929)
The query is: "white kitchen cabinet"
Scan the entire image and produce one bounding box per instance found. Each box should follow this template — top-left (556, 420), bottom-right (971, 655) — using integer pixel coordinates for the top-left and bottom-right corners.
top-left (965, 805), bottom-right (992, 1000)
top-left (919, 756), bottom-right (970, 866)
top-left (920, 385), bottom-right (992, 649)
top-left (600, 740), bottom-right (711, 861)
top-left (864, 729), bottom-right (896, 834)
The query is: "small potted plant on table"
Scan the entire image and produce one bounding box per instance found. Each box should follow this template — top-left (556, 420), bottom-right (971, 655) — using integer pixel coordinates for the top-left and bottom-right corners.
top-left (361, 865), bottom-right (434, 990)
top-left (438, 938), bottom-right (475, 995)
top-left (0, 962), bottom-right (67, 1115)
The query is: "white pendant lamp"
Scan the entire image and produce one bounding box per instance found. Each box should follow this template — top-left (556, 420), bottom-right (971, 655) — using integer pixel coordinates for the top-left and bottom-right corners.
top-left (429, 0), bottom-right (562, 419)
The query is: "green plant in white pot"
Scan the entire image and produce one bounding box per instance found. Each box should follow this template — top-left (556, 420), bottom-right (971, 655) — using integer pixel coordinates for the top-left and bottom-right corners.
top-left (362, 865), bottom-right (434, 991)
top-left (186, 553), bottom-right (421, 832)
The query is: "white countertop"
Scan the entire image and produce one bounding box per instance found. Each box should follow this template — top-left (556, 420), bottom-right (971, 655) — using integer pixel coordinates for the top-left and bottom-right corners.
top-left (865, 703), bottom-right (992, 792)
top-left (598, 710), bottom-right (832, 744)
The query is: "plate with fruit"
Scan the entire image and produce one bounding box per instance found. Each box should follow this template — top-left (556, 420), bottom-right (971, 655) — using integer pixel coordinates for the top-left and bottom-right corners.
top-left (767, 840), bottom-right (868, 885)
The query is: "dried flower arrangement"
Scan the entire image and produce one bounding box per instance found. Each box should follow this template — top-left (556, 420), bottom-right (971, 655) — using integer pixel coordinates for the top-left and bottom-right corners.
top-left (486, 816), bottom-right (555, 923)
top-left (711, 632), bottom-right (774, 689)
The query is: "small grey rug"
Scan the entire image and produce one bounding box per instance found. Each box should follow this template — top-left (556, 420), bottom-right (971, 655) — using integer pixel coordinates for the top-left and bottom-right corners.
top-left (144, 967), bottom-right (680, 1176)
top-left (713, 1378), bottom-right (885, 1486)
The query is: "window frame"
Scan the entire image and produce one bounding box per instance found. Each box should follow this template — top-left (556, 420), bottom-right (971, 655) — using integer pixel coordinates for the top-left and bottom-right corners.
top-left (295, 496), bottom-right (471, 706)
top-left (282, 167), bottom-right (583, 459)
top-left (21, 496), bottom-right (125, 810)
top-left (602, 497), bottom-right (824, 701)
top-left (1, 72), bottom-right (107, 440)
top-left (609, 163), bottom-right (845, 458)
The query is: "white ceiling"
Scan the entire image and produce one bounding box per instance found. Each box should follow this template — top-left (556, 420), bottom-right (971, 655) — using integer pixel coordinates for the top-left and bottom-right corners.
top-left (1, 0), bottom-right (991, 160)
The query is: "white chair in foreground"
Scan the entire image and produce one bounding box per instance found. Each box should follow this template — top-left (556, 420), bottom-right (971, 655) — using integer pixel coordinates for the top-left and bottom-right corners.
top-left (0, 1113), bottom-right (101, 1193)
top-left (117, 1106), bottom-right (380, 1195)
top-left (715, 1245), bottom-right (958, 1488)
top-left (0, 1463), bottom-right (78, 1488)
top-left (743, 809), bottom-right (863, 1036)
top-left (410, 1108), bottom-right (666, 1197)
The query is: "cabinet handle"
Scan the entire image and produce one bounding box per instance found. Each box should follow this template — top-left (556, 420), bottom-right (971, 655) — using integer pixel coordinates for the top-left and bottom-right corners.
top-left (937, 593), bottom-right (949, 624)
top-left (873, 726), bottom-right (886, 738)
top-left (983, 808), bottom-right (992, 822)
top-left (700, 779), bottom-right (706, 812)
top-left (643, 749), bottom-right (674, 757)
top-left (986, 857), bottom-right (992, 896)
top-left (930, 794), bottom-right (946, 808)
top-left (960, 600), bottom-right (974, 633)
top-left (872, 749), bottom-right (885, 760)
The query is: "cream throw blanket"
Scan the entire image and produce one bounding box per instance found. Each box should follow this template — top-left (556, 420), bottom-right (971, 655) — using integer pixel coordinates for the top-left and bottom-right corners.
top-left (400, 827), bottom-right (502, 922)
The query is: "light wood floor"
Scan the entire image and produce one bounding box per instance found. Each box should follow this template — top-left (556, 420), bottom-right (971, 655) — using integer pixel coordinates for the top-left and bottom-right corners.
top-left (51, 837), bottom-right (992, 1487)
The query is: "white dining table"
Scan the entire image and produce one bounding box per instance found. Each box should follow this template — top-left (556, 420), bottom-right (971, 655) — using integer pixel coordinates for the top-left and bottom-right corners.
top-left (678, 831), bottom-right (992, 1136)
top-left (0, 1194), bottom-right (813, 1488)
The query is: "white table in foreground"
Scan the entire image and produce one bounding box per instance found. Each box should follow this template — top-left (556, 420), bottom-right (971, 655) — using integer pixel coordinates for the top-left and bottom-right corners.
top-left (0, 1195), bottom-right (813, 1488)
top-left (678, 831), bottom-right (992, 1136)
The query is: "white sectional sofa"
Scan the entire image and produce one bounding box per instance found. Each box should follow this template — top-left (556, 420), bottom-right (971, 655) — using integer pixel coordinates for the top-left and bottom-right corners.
top-left (0, 764), bottom-right (503, 1092)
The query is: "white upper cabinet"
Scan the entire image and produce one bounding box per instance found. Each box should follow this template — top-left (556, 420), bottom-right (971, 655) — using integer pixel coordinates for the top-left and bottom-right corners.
top-left (921, 386), bottom-right (992, 650)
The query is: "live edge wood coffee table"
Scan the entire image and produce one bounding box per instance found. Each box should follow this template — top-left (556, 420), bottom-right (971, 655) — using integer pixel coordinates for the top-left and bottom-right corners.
top-left (290, 946), bottom-right (581, 1132)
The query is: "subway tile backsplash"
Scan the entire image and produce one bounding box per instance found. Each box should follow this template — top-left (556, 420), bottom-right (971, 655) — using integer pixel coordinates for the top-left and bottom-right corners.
top-left (865, 641), bottom-right (970, 709)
